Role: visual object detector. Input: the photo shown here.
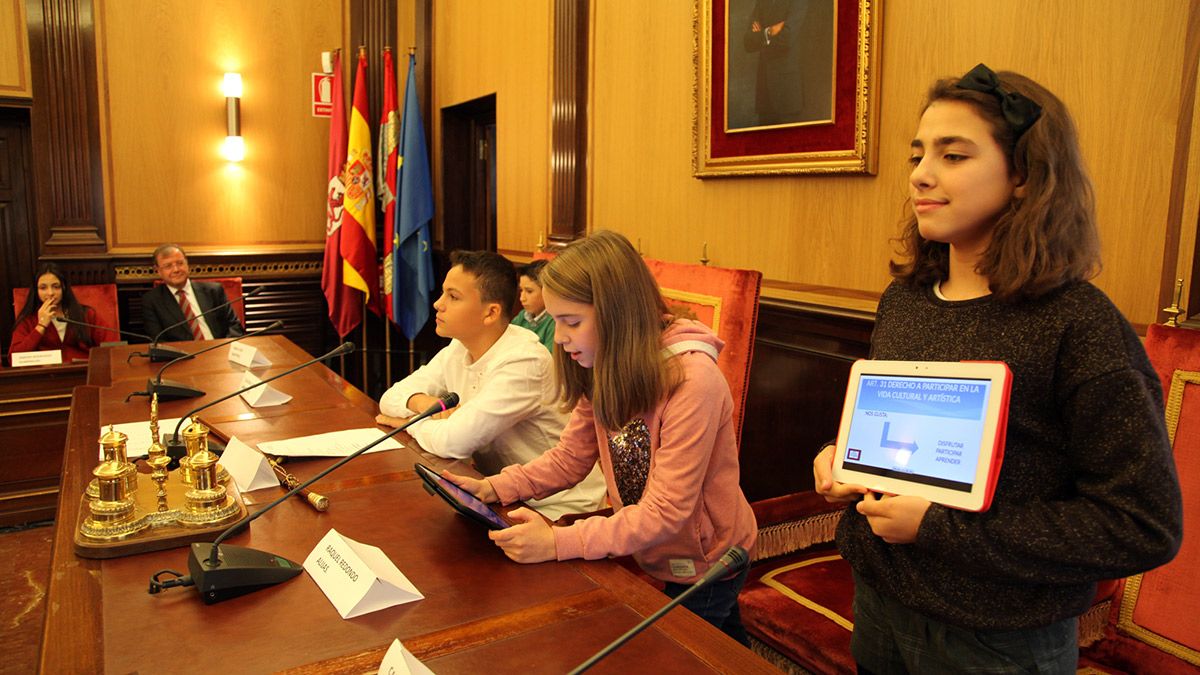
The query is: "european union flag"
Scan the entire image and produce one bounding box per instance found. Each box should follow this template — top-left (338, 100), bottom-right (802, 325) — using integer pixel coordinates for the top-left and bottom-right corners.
top-left (392, 54), bottom-right (435, 341)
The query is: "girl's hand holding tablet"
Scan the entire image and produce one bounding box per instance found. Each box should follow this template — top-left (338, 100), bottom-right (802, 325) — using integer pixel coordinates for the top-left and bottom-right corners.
top-left (440, 470), bottom-right (498, 503)
top-left (488, 508), bottom-right (557, 563)
top-left (813, 444), bottom-right (869, 503)
top-left (855, 492), bottom-right (931, 544)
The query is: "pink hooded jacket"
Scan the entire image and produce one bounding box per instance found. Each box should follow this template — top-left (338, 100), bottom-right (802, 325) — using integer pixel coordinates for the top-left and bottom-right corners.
top-left (489, 320), bottom-right (757, 583)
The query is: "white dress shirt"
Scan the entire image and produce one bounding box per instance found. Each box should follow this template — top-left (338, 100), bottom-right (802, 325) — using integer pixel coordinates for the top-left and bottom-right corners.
top-left (167, 280), bottom-right (215, 340)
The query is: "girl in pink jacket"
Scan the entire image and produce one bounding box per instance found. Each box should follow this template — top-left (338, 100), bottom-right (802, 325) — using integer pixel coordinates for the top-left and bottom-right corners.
top-left (445, 230), bottom-right (757, 644)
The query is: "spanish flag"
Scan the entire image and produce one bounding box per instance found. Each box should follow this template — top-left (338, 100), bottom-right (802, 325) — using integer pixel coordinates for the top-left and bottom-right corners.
top-left (340, 47), bottom-right (381, 315)
top-left (320, 49), bottom-right (362, 337)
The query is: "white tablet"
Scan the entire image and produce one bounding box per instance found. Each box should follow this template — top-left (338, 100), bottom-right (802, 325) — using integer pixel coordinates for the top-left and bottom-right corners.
top-left (831, 360), bottom-right (1012, 512)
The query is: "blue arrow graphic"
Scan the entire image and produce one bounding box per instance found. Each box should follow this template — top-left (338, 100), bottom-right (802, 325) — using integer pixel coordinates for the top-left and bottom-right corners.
top-left (880, 422), bottom-right (918, 453)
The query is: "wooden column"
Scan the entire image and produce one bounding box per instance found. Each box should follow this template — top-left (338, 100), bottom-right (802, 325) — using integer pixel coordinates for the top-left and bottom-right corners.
top-left (548, 0), bottom-right (589, 249)
top-left (25, 0), bottom-right (106, 255)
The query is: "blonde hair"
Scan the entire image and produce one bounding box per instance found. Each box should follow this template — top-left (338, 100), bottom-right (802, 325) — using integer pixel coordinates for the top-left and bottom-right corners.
top-left (541, 231), bottom-right (674, 430)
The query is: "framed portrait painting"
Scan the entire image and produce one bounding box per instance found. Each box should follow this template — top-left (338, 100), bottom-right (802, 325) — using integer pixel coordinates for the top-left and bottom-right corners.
top-left (694, 0), bottom-right (882, 177)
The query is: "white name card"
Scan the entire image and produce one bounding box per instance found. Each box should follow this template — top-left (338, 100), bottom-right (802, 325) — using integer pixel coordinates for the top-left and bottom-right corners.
top-left (238, 370), bottom-right (292, 408)
top-left (304, 528), bottom-right (424, 619)
top-left (228, 342), bottom-right (271, 368)
top-left (379, 639), bottom-right (437, 675)
top-left (11, 350), bottom-right (63, 367)
top-left (220, 437), bottom-right (278, 492)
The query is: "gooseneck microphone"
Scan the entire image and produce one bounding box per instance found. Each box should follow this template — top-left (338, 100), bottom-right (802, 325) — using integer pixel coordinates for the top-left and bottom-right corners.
top-left (131, 286), bottom-right (263, 362)
top-left (566, 545), bottom-right (751, 674)
top-left (58, 316), bottom-right (153, 344)
top-left (147, 392), bottom-right (460, 604)
top-left (124, 320), bottom-right (285, 402)
top-left (162, 341), bottom-right (355, 463)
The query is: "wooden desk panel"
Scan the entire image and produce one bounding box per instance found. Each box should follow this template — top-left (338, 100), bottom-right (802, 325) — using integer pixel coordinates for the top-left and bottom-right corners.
top-left (42, 339), bottom-right (779, 674)
top-left (0, 362), bottom-right (87, 525)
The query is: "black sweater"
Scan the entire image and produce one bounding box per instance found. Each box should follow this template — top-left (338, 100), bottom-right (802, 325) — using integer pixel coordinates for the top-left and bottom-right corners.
top-left (837, 281), bottom-right (1183, 630)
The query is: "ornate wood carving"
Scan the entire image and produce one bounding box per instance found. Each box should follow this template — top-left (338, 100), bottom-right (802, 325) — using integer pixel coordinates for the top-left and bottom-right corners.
top-left (25, 0), bottom-right (106, 253)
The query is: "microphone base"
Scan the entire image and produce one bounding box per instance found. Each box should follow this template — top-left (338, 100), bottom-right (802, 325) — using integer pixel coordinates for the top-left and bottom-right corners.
top-left (187, 543), bottom-right (303, 605)
top-left (148, 378), bottom-right (205, 401)
top-left (150, 345), bottom-right (193, 363)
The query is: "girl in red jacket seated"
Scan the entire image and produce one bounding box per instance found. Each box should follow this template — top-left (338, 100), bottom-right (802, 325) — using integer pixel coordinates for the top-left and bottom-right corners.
top-left (445, 230), bottom-right (757, 644)
top-left (10, 263), bottom-right (103, 363)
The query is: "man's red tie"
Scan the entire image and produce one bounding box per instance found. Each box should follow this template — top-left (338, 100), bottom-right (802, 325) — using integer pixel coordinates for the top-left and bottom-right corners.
top-left (176, 289), bottom-right (204, 340)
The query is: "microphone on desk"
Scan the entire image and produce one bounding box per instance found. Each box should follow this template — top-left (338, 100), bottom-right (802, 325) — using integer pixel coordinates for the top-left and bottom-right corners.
top-left (129, 287), bottom-right (263, 363)
top-left (125, 320), bottom-right (284, 402)
top-left (147, 392), bottom-right (460, 604)
top-left (566, 545), bottom-right (751, 675)
top-left (58, 316), bottom-right (153, 344)
top-left (161, 341), bottom-right (356, 465)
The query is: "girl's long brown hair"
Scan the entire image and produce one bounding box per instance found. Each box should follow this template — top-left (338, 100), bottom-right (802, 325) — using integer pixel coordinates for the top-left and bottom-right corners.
top-left (891, 70), bottom-right (1100, 301)
top-left (540, 231), bottom-right (674, 431)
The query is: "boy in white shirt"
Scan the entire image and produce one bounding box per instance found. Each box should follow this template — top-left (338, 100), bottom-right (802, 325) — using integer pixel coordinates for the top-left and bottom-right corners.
top-left (377, 250), bottom-right (604, 518)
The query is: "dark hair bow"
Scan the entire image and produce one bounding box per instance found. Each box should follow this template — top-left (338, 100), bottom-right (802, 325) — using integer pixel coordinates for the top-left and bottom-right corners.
top-left (955, 63), bottom-right (1042, 137)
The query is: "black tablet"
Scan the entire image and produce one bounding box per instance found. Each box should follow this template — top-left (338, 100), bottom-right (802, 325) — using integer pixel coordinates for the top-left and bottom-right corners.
top-left (414, 463), bottom-right (510, 530)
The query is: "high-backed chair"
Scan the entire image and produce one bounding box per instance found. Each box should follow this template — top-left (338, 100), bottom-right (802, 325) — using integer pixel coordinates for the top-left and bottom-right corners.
top-left (12, 284), bottom-right (121, 342)
top-left (1081, 322), bottom-right (1200, 673)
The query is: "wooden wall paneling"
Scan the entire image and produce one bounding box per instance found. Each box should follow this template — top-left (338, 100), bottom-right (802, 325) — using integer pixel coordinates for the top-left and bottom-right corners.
top-left (0, 0), bottom-right (31, 98)
top-left (0, 108), bottom-right (35, 356)
top-left (0, 363), bottom-right (87, 526)
top-left (96, 0), bottom-right (340, 252)
top-left (26, 0), bottom-right (107, 254)
top-left (432, 0), bottom-right (552, 255)
top-left (739, 300), bottom-right (872, 503)
top-left (586, 0), bottom-right (1194, 327)
top-left (1160, 0), bottom-right (1200, 324)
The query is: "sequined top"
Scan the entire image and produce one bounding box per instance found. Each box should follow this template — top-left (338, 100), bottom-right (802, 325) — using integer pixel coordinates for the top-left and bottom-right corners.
top-left (490, 320), bottom-right (758, 584)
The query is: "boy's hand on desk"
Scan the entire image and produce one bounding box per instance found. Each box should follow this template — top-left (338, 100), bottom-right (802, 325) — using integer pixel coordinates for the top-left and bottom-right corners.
top-left (442, 470), bottom-right (497, 503)
top-left (856, 492), bottom-right (930, 544)
top-left (813, 444), bottom-right (869, 503)
top-left (488, 508), bottom-right (557, 563)
top-left (375, 413), bottom-right (409, 428)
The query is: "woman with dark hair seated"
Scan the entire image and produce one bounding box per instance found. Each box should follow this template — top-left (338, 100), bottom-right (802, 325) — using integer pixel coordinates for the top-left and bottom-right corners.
top-left (9, 263), bottom-right (103, 363)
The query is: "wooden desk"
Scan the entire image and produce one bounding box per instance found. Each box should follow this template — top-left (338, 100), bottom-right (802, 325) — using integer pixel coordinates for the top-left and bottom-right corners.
top-left (41, 339), bottom-right (778, 674)
top-left (0, 362), bottom-right (87, 525)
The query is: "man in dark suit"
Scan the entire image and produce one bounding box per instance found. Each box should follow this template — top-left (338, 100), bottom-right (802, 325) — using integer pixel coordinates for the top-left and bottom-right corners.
top-left (141, 244), bottom-right (245, 341)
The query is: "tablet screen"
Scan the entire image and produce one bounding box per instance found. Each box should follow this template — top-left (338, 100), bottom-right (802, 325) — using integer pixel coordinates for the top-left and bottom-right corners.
top-left (840, 374), bottom-right (992, 492)
top-left (415, 464), bottom-right (510, 530)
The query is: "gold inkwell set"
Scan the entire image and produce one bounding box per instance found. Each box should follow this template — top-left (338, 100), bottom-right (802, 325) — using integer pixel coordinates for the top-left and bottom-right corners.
top-left (73, 395), bottom-right (249, 558)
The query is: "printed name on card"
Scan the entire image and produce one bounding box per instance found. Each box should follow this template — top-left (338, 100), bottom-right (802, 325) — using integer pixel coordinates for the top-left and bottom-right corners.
top-left (228, 342), bottom-right (272, 368)
top-left (303, 528), bottom-right (424, 619)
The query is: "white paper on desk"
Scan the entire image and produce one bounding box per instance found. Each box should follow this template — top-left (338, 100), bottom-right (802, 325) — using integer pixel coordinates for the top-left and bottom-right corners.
top-left (304, 528), bottom-right (424, 619)
top-left (379, 639), bottom-right (437, 675)
top-left (11, 350), bottom-right (62, 367)
top-left (102, 417), bottom-right (189, 459)
top-left (228, 341), bottom-right (272, 368)
top-left (237, 370), bottom-right (292, 408)
top-left (220, 437), bottom-right (277, 492)
top-left (257, 428), bottom-right (402, 458)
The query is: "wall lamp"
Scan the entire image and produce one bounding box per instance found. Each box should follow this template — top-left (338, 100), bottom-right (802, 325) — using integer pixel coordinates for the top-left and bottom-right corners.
top-left (221, 73), bottom-right (244, 162)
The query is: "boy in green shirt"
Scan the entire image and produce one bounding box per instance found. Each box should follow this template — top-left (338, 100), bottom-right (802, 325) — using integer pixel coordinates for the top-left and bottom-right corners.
top-left (511, 260), bottom-right (554, 352)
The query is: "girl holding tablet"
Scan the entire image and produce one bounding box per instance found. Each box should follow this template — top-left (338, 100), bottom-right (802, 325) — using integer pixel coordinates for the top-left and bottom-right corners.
top-left (444, 230), bottom-right (757, 644)
top-left (814, 64), bottom-right (1183, 672)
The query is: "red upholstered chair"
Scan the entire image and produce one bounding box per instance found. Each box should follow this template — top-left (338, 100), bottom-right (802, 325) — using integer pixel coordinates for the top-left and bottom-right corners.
top-left (641, 258), bottom-right (762, 444)
top-left (1080, 323), bottom-right (1200, 673)
top-left (12, 283), bottom-right (121, 342)
top-left (152, 276), bottom-right (245, 326)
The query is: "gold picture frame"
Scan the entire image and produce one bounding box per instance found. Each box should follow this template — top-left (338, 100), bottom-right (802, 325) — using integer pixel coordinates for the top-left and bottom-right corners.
top-left (694, 0), bottom-right (882, 177)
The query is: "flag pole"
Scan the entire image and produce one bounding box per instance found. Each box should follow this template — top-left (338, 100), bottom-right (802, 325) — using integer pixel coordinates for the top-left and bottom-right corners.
top-left (385, 321), bottom-right (392, 387)
top-left (361, 294), bottom-right (368, 391)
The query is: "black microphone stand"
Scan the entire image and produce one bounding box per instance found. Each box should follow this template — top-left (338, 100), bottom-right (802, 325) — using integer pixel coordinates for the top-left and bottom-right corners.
top-left (125, 320), bottom-right (283, 402)
top-left (566, 546), bottom-right (750, 674)
top-left (162, 341), bottom-right (355, 467)
top-left (148, 393), bottom-right (460, 604)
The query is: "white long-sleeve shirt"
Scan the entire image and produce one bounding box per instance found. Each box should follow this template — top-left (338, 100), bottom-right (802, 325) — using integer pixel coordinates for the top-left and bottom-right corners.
top-left (380, 324), bottom-right (605, 518)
